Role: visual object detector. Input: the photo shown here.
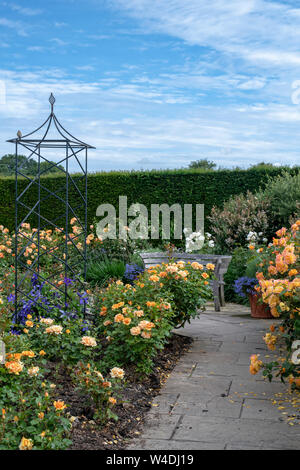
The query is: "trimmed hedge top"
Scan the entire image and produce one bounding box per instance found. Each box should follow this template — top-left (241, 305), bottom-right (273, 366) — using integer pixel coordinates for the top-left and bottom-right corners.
top-left (2, 166), bottom-right (298, 232)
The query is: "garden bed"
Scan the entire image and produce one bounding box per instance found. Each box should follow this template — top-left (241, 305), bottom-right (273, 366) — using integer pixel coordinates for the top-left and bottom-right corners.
top-left (49, 333), bottom-right (192, 450)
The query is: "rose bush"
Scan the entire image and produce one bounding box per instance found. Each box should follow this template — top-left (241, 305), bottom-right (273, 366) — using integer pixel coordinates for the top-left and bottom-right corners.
top-left (144, 260), bottom-right (213, 327)
top-left (0, 349), bottom-right (72, 450)
top-left (73, 363), bottom-right (125, 423)
top-left (22, 315), bottom-right (99, 366)
top-left (95, 278), bottom-right (174, 374)
top-left (0, 220), bottom-right (213, 447)
top-left (95, 260), bottom-right (212, 374)
top-left (249, 221), bottom-right (300, 389)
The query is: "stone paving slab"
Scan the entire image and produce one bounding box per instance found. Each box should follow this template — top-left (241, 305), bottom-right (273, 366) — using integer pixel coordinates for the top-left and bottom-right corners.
top-left (173, 415), bottom-right (300, 447)
top-left (127, 304), bottom-right (299, 451)
top-left (161, 375), bottom-right (232, 399)
top-left (139, 413), bottom-right (181, 440)
top-left (192, 362), bottom-right (252, 378)
top-left (148, 394), bottom-right (178, 414)
top-left (229, 377), bottom-right (286, 398)
top-left (187, 351), bottom-right (240, 365)
top-left (225, 442), bottom-right (300, 450)
top-left (240, 398), bottom-right (286, 421)
top-left (219, 341), bottom-right (268, 353)
top-left (131, 439), bottom-right (226, 450)
top-left (171, 396), bottom-right (243, 419)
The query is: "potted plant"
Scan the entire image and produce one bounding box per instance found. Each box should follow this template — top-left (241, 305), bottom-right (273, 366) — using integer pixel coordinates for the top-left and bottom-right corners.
top-left (234, 276), bottom-right (273, 318)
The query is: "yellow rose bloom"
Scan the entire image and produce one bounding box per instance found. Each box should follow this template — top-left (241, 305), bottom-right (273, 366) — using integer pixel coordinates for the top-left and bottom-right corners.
top-left (19, 437), bottom-right (33, 450)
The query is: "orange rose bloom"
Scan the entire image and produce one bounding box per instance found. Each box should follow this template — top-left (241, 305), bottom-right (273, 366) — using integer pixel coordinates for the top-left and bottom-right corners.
top-left (289, 269), bottom-right (298, 277)
top-left (159, 271), bottom-right (167, 278)
top-left (102, 381), bottom-right (111, 388)
top-left (53, 400), bottom-right (66, 411)
top-left (133, 309), bottom-right (144, 317)
top-left (206, 263), bottom-right (215, 270)
top-left (81, 336), bottom-right (97, 347)
top-left (149, 275), bottom-right (160, 282)
top-left (21, 350), bottom-right (35, 358)
top-left (141, 331), bottom-right (151, 339)
top-left (114, 313), bottom-right (125, 323)
top-left (5, 361), bottom-right (24, 375)
top-left (130, 326), bottom-right (141, 336)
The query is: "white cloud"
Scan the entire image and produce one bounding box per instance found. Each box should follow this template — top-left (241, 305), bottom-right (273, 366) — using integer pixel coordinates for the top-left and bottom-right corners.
top-left (111, 0), bottom-right (300, 68)
top-left (246, 49), bottom-right (300, 66)
top-left (2, 2), bottom-right (42, 16)
top-left (237, 78), bottom-right (266, 90)
top-left (75, 65), bottom-right (95, 71)
top-left (0, 17), bottom-right (27, 36)
top-left (54, 22), bottom-right (68, 27)
top-left (50, 38), bottom-right (68, 47)
top-left (27, 46), bottom-right (45, 52)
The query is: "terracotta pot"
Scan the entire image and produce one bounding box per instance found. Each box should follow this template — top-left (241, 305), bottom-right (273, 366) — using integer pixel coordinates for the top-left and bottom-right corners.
top-left (249, 293), bottom-right (273, 319)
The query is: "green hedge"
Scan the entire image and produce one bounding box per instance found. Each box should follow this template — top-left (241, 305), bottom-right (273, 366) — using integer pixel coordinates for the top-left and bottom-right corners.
top-left (1, 166), bottom-right (298, 232)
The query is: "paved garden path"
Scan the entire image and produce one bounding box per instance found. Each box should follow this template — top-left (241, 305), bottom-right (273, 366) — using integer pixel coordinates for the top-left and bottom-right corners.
top-left (128, 303), bottom-right (300, 450)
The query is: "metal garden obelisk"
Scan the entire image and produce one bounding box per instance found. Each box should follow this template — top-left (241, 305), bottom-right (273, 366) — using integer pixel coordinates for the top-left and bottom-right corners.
top-left (7, 94), bottom-right (94, 319)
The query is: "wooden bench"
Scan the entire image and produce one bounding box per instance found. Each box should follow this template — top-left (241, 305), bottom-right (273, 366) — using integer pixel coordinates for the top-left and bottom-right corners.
top-left (192, 254), bottom-right (232, 307)
top-left (138, 252), bottom-right (231, 312)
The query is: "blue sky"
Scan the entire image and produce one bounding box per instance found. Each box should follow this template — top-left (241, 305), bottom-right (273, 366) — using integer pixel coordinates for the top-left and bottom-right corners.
top-left (0, 0), bottom-right (300, 172)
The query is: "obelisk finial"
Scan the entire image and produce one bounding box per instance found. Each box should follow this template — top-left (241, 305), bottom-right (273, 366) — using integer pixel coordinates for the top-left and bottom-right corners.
top-left (49, 93), bottom-right (56, 113)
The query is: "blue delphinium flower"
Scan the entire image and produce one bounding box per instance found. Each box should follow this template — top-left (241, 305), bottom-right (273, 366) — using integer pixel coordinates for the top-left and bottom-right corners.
top-left (81, 319), bottom-right (90, 333)
top-left (10, 273), bottom-right (89, 329)
top-left (77, 291), bottom-right (88, 306)
top-left (234, 277), bottom-right (258, 298)
top-left (123, 264), bottom-right (144, 284)
top-left (10, 327), bottom-right (21, 335)
top-left (7, 293), bottom-right (15, 303)
top-left (64, 277), bottom-right (73, 286)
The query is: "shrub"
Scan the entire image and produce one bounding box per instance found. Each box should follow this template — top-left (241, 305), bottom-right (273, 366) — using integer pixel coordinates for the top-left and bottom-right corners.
top-left (223, 247), bottom-right (255, 303)
top-left (95, 260), bottom-right (212, 374)
top-left (95, 279), bottom-right (174, 375)
top-left (259, 171), bottom-right (300, 229)
top-left (73, 363), bottom-right (124, 423)
top-left (249, 221), bottom-right (300, 389)
top-left (0, 351), bottom-right (71, 450)
top-left (209, 172), bottom-right (300, 255)
top-left (86, 258), bottom-right (126, 287)
top-left (145, 260), bottom-right (213, 327)
top-left (208, 191), bottom-right (270, 254)
top-left (23, 316), bottom-right (99, 366)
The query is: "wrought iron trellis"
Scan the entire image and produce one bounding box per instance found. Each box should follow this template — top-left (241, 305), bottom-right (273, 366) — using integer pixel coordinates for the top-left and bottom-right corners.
top-left (7, 94), bottom-right (95, 320)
